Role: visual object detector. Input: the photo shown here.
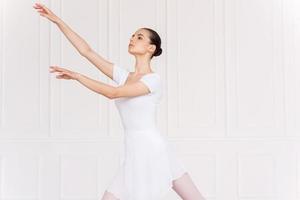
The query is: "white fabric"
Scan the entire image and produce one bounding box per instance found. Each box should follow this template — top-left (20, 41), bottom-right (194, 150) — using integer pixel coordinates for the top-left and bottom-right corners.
top-left (139, 73), bottom-right (161, 93)
top-left (106, 63), bottom-right (187, 200)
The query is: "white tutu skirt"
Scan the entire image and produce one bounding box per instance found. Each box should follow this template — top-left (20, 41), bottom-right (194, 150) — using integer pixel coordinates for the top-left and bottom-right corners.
top-left (106, 129), bottom-right (187, 200)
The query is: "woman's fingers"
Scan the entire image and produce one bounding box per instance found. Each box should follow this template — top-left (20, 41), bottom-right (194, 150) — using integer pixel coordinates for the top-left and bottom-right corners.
top-left (50, 66), bottom-right (61, 69)
top-left (33, 3), bottom-right (45, 10)
top-left (38, 10), bottom-right (47, 14)
top-left (34, 3), bottom-right (44, 8)
top-left (56, 73), bottom-right (72, 80)
top-left (55, 72), bottom-right (66, 78)
top-left (33, 6), bottom-right (44, 12)
top-left (33, 3), bottom-right (42, 8)
top-left (49, 69), bottom-right (66, 75)
top-left (49, 68), bottom-right (61, 72)
top-left (50, 66), bottom-right (67, 72)
top-left (33, 4), bottom-right (44, 10)
top-left (56, 74), bottom-right (66, 78)
top-left (49, 66), bottom-right (74, 80)
top-left (36, 8), bottom-right (48, 14)
top-left (33, 6), bottom-right (47, 15)
top-left (37, 3), bottom-right (51, 13)
top-left (34, 3), bottom-right (59, 23)
top-left (33, 4), bottom-right (40, 8)
top-left (33, 3), bottom-right (50, 14)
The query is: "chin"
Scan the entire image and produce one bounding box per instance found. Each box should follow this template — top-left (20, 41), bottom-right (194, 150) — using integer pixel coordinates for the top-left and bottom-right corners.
top-left (128, 50), bottom-right (133, 55)
top-left (128, 49), bottom-right (137, 56)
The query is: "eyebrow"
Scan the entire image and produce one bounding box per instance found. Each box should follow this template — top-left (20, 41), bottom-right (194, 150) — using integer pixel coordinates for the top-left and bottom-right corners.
top-left (132, 33), bottom-right (145, 37)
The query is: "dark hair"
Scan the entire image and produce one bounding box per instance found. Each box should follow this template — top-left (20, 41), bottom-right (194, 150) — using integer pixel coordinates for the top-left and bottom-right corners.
top-left (142, 27), bottom-right (162, 58)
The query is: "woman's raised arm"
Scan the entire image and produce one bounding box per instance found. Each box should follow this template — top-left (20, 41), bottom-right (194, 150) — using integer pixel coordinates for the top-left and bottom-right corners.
top-left (33, 2), bottom-right (114, 80)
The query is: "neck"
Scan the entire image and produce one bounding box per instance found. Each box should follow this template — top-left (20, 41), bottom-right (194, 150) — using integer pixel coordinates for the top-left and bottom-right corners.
top-left (133, 54), bottom-right (153, 74)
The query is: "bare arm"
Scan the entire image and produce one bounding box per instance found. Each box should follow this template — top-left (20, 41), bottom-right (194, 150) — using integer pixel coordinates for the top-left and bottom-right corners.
top-left (55, 20), bottom-right (115, 80)
top-left (80, 50), bottom-right (114, 80)
top-left (55, 19), bottom-right (90, 55)
top-left (49, 66), bottom-right (150, 99)
top-left (75, 73), bottom-right (150, 99)
top-left (33, 3), bottom-right (114, 80)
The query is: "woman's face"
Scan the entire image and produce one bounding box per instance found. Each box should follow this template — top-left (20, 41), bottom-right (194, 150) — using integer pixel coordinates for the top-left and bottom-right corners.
top-left (128, 29), bottom-right (155, 57)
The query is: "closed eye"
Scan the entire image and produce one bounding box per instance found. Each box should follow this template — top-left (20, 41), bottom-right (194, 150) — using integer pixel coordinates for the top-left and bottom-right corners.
top-left (131, 34), bottom-right (144, 40)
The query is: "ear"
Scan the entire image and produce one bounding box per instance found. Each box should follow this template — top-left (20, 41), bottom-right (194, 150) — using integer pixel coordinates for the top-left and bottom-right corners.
top-left (148, 44), bottom-right (156, 54)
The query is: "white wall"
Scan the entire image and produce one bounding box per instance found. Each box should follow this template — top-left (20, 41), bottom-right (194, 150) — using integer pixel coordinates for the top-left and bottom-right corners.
top-left (0, 0), bottom-right (299, 199)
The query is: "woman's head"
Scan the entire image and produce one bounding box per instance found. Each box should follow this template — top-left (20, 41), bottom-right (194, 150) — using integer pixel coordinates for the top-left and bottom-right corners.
top-left (128, 28), bottom-right (162, 59)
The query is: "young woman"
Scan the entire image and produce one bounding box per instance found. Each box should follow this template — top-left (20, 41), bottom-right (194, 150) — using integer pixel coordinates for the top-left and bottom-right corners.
top-left (33, 3), bottom-right (206, 200)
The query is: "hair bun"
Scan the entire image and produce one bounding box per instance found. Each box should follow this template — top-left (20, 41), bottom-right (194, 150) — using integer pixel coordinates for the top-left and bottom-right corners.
top-left (155, 48), bottom-right (162, 57)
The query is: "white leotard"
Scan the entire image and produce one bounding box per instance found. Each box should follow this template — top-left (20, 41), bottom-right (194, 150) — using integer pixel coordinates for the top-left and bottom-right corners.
top-left (106, 63), bottom-right (187, 200)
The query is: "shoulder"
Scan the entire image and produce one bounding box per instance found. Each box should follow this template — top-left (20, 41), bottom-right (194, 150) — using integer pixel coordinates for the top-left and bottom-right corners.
top-left (112, 63), bottom-right (129, 85)
top-left (139, 73), bottom-right (162, 93)
top-left (143, 72), bottom-right (161, 79)
top-left (141, 73), bottom-right (161, 84)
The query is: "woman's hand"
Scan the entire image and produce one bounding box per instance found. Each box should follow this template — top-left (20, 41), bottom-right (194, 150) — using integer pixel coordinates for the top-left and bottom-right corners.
top-left (49, 66), bottom-right (81, 80)
top-left (33, 3), bottom-right (60, 23)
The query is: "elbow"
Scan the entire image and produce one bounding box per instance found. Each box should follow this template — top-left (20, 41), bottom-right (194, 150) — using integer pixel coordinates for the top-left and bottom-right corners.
top-left (107, 88), bottom-right (118, 99)
top-left (107, 94), bottom-right (115, 100)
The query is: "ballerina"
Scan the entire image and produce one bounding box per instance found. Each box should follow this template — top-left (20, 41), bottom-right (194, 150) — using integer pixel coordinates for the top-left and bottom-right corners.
top-left (33, 2), bottom-right (206, 200)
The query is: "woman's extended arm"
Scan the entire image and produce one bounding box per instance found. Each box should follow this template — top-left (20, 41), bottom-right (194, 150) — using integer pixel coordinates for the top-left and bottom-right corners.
top-left (33, 3), bottom-right (114, 80)
top-left (49, 66), bottom-right (150, 99)
top-left (55, 19), bottom-right (91, 55)
top-left (75, 74), bottom-right (151, 99)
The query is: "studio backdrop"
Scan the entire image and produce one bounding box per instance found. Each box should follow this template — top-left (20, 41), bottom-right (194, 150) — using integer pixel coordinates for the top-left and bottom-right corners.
top-left (0, 0), bottom-right (299, 199)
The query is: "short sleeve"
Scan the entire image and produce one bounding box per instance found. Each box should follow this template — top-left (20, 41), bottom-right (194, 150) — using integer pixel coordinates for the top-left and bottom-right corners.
top-left (139, 73), bottom-right (161, 93)
top-left (112, 63), bottom-right (129, 85)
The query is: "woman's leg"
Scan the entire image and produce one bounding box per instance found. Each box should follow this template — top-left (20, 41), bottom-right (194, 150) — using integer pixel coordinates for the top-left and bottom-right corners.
top-left (100, 190), bottom-right (120, 200)
top-left (172, 172), bottom-right (206, 200)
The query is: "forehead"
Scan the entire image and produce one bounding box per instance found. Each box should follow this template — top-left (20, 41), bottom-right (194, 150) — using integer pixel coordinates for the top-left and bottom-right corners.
top-left (134, 29), bottom-right (150, 37)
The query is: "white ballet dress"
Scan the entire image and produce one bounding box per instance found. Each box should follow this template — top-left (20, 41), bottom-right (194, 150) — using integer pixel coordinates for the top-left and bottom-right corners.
top-left (106, 64), bottom-right (188, 200)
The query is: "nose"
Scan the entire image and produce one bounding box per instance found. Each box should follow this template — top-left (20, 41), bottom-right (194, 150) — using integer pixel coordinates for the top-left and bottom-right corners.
top-left (129, 39), bottom-right (134, 46)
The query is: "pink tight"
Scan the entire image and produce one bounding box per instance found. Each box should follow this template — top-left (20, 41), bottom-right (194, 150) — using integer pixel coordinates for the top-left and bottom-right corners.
top-left (100, 191), bottom-right (120, 200)
top-left (172, 172), bottom-right (206, 200)
top-left (100, 172), bottom-right (206, 200)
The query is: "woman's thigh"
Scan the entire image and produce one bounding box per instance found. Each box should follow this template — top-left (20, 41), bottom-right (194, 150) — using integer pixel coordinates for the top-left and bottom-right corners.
top-left (172, 172), bottom-right (206, 200)
top-left (100, 190), bottom-right (120, 200)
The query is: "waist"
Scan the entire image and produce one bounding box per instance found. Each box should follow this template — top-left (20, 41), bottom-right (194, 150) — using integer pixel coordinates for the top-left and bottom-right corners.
top-left (123, 128), bottom-right (167, 143)
top-left (124, 127), bottom-right (160, 133)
